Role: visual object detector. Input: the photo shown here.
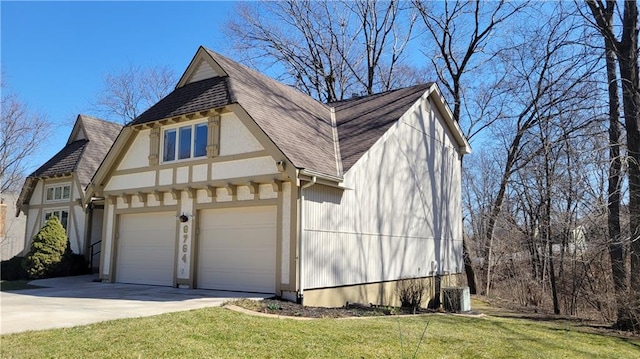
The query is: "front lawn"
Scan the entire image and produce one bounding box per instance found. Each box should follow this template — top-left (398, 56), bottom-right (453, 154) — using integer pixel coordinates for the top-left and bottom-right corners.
top-left (1, 305), bottom-right (638, 358)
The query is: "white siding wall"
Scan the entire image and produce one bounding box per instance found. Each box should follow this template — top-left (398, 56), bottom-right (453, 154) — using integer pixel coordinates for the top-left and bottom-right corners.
top-left (1, 194), bottom-right (27, 260)
top-left (24, 179), bottom-right (86, 255)
top-left (219, 113), bottom-right (264, 155)
top-left (302, 97), bottom-right (463, 289)
top-left (31, 181), bottom-right (43, 204)
top-left (105, 171), bottom-right (156, 191)
top-left (117, 129), bottom-right (150, 170)
top-left (70, 205), bottom-right (85, 253)
top-left (189, 61), bottom-right (220, 83)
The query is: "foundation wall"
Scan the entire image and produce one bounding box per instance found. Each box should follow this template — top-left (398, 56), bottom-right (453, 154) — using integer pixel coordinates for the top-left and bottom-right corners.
top-left (302, 273), bottom-right (465, 308)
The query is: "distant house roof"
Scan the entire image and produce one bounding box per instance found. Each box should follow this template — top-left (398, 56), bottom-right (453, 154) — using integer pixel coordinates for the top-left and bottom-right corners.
top-left (29, 139), bottom-right (88, 180)
top-left (128, 46), bottom-right (468, 178)
top-left (74, 115), bottom-right (123, 187)
top-left (17, 115), bottom-right (122, 209)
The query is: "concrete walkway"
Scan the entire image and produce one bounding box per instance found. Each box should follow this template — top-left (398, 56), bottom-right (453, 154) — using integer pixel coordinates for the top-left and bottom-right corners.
top-left (0, 275), bottom-right (269, 335)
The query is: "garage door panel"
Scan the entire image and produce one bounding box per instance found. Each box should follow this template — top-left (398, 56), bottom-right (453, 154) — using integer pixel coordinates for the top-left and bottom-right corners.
top-left (198, 206), bottom-right (276, 293)
top-left (117, 212), bottom-right (175, 286)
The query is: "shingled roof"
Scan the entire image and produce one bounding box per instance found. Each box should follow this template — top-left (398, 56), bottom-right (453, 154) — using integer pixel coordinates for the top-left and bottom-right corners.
top-left (18, 115), bottom-right (121, 207)
top-left (332, 84), bottom-right (433, 172)
top-left (128, 47), bottom-right (456, 178)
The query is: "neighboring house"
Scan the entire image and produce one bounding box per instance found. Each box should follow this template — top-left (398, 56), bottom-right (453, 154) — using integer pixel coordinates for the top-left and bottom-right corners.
top-left (87, 46), bottom-right (471, 307)
top-left (16, 115), bottom-right (122, 269)
top-left (0, 193), bottom-right (26, 261)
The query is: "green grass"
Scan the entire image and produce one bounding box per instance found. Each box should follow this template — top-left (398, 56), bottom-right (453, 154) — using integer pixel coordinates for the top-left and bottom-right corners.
top-left (1, 306), bottom-right (638, 358)
top-left (0, 280), bottom-right (42, 292)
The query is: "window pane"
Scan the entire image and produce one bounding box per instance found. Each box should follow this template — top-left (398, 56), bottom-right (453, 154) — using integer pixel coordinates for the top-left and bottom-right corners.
top-left (54, 187), bottom-right (62, 200)
top-left (61, 211), bottom-right (69, 231)
top-left (63, 186), bottom-right (70, 199)
top-left (194, 123), bottom-right (208, 157)
top-left (45, 212), bottom-right (52, 221)
top-left (178, 126), bottom-right (192, 160)
top-left (163, 129), bottom-right (176, 162)
top-left (47, 188), bottom-right (54, 201)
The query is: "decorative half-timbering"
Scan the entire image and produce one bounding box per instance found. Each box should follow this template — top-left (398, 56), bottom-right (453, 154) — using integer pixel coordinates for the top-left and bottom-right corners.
top-left (16, 115), bottom-right (122, 270)
top-left (84, 46), bottom-right (471, 307)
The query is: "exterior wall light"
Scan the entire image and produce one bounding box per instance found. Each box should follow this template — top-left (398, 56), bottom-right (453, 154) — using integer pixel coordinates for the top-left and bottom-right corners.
top-left (179, 214), bottom-right (189, 223)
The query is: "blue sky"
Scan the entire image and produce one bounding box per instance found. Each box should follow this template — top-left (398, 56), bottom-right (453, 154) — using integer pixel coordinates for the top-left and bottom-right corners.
top-left (1, 1), bottom-right (237, 172)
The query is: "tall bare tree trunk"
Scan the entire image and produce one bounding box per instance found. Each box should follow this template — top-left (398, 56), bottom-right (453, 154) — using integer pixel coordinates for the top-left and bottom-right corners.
top-left (618, 0), bottom-right (639, 299)
top-left (586, 0), bottom-right (639, 330)
top-left (604, 18), bottom-right (627, 328)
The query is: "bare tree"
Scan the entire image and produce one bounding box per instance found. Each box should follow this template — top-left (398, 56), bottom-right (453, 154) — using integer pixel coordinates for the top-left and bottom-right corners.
top-left (473, 4), bottom-right (599, 296)
top-left (93, 64), bottom-right (176, 124)
top-left (0, 81), bottom-right (51, 194)
top-left (585, 0), bottom-right (640, 331)
top-left (225, 0), bottom-right (418, 102)
top-left (414, 0), bottom-right (528, 294)
top-left (414, 0), bottom-right (528, 137)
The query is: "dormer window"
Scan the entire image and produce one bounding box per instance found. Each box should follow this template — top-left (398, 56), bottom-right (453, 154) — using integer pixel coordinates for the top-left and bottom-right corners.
top-left (162, 122), bottom-right (208, 162)
top-left (45, 184), bottom-right (71, 202)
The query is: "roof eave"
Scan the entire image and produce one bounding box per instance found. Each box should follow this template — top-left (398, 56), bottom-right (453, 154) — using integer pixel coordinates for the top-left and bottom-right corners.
top-left (427, 84), bottom-right (472, 155)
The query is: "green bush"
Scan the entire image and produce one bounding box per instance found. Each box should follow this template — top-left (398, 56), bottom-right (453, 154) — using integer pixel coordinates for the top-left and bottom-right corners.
top-left (24, 216), bottom-right (69, 278)
top-left (0, 256), bottom-right (28, 280)
top-left (60, 252), bottom-right (90, 277)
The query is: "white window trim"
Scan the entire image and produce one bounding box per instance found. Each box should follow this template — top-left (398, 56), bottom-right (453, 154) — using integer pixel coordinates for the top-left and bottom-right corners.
top-left (44, 183), bottom-right (71, 203)
top-left (160, 120), bottom-right (208, 164)
top-left (43, 208), bottom-right (70, 231)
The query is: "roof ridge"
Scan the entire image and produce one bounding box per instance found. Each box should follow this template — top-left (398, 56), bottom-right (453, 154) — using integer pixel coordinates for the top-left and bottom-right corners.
top-left (203, 47), bottom-right (331, 111)
top-left (328, 83), bottom-right (433, 106)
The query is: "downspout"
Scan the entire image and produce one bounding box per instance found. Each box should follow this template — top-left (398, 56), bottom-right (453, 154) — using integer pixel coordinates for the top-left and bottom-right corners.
top-left (298, 175), bottom-right (317, 302)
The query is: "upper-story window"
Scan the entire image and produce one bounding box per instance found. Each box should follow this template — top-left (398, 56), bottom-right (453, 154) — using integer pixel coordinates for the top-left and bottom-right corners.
top-left (162, 122), bottom-right (208, 162)
top-left (44, 209), bottom-right (69, 231)
top-left (45, 184), bottom-right (71, 202)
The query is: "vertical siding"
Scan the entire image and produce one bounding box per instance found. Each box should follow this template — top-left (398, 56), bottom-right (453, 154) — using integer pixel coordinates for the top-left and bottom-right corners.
top-left (189, 61), bottom-right (219, 83)
top-left (302, 97), bottom-right (464, 289)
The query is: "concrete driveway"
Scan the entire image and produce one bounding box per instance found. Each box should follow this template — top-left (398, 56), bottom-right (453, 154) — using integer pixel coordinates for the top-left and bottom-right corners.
top-left (1, 275), bottom-right (269, 335)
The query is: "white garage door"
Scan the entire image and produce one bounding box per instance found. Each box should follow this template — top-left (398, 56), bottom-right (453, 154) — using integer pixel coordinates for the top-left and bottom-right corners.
top-left (117, 212), bottom-right (176, 286)
top-left (198, 206), bottom-right (276, 293)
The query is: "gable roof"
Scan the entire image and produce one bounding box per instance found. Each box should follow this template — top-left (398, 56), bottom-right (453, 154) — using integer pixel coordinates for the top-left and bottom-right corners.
top-left (133, 47), bottom-right (337, 176)
top-left (331, 84), bottom-right (434, 172)
top-left (126, 46), bottom-right (470, 179)
top-left (17, 115), bottom-right (122, 208)
top-left (75, 115), bottom-right (123, 187)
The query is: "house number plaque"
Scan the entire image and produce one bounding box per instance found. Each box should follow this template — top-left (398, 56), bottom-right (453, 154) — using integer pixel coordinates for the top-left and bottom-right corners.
top-left (177, 223), bottom-right (191, 279)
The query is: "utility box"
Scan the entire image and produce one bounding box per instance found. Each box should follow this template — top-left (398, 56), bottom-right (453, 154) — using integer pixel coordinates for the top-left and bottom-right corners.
top-left (442, 286), bottom-right (471, 312)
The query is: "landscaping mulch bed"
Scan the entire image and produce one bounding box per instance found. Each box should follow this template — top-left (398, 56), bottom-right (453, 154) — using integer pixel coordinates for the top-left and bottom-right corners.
top-left (228, 298), bottom-right (436, 318)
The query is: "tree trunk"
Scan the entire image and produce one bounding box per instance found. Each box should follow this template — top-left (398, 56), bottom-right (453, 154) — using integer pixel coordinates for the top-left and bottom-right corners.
top-left (604, 21), bottom-right (627, 328)
top-left (586, 0), bottom-right (639, 331)
top-left (462, 235), bottom-right (477, 294)
top-left (618, 0), bottom-right (640, 298)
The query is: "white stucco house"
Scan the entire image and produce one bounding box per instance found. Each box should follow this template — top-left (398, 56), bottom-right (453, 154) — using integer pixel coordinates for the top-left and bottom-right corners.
top-left (86, 46), bottom-right (471, 307)
top-left (16, 115), bottom-right (122, 269)
top-left (1, 193), bottom-right (26, 261)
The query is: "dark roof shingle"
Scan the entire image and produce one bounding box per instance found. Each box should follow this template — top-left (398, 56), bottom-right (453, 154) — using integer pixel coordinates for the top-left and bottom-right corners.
top-left (126, 47), bottom-right (438, 177)
top-left (76, 115), bottom-right (122, 187)
top-left (131, 77), bottom-right (230, 126)
top-left (28, 115), bottom-right (121, 187)
top-left (332, 84), bottom-right (432, 171)
top-left (30, 140), bottom-right (88, 178)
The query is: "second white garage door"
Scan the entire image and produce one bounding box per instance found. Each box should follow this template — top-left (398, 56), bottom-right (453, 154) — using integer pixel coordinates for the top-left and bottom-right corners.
top-left (198, 206), bottom-right (276, 293)
top-left (116, 212), bottom-right (176, 286)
